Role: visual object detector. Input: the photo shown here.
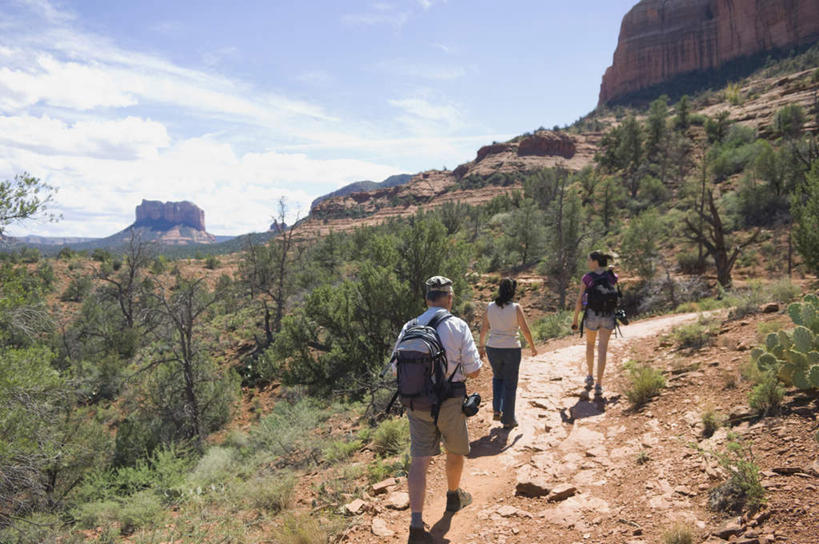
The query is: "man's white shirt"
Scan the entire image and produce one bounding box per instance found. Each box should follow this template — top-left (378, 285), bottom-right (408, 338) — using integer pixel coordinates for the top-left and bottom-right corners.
top-left (393, 307), bottom-right (483, 382)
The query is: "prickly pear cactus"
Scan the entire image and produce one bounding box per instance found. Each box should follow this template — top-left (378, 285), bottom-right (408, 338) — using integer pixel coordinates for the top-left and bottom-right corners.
top-left (751, 295), bottom-right (819, 390)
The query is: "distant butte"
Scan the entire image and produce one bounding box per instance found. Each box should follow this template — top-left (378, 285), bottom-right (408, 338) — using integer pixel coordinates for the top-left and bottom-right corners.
top-left (134, 199), bottom-right (207, 231)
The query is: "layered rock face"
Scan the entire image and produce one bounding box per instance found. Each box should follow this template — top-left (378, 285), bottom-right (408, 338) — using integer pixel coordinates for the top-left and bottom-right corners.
top-left (600, 0), bottom-right (819, 104)
top-left (134, 200), bottom-right (206, 231)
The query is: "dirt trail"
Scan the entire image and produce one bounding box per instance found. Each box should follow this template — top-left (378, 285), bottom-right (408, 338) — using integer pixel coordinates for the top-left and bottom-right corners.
top-left (368, 312), bottom-right (704, 543)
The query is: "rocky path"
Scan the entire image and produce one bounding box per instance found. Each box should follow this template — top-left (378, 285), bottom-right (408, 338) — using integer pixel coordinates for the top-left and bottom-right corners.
top-left (363, 311), bottom-right (706, 543)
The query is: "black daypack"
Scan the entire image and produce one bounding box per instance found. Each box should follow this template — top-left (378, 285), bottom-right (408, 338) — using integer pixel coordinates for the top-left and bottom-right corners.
top-left (394, 310), bottom-right (460, 419)
top-left (586, 271), bottom-right (620, 315)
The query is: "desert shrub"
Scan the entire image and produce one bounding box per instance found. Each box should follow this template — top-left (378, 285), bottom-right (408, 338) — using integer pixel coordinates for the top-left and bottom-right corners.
top-left (204, 255), bottom-right (220, 270)
top-left (372, 418), bottom-right (409, 457)
top-left (767, 278), bottom-right (800, 303)
top-left (35, 261), bottom-right (55, 289)
top-left (701, 407), bottom-right (725, 438)
top-left (91, 248), bottom-right (112, 262)
top-left (663, 522), bottom-right (695, 544)
top-left (60, 275), bottom-right (93, 302)
top-left (223, 429), bottom-right (250, 451)
top-left (368, 456), bottom-right (409, 483)
top-left (672, 317), bottom-right (717, 351)
top-left (186, 446), bottom-right (236, 489)
top-left (0, 512), bottom-right (63, 544)
top-left (677, 251), bottom-right (704, 275)
top-left (748, 372), bottom-right (785, 416)
top-left (150, 256), bottom-right (167, 274)
top-left (250, 398), bottom-right (328, 460)
top-left (273, 513), bottom-right (343, 544)
top-left (707, 438), bottom-right (765, 513)
top-left (323, 438), bottom-right (363, 464)
top-left (734, 176), bottom-right (789, 227)
top-left (724, 82), bottom-right (743, 105)
top-left (74, 446), bottom-right (191, 504)
top-left (58, 247), bottom-right (74, 260)
top-left (243, 470), bottom-right (296, 513)
top-left (19, 247), bottom-right (40, 263)
top-left (636, 451), bottom-right (650, 465)
top-left (624, 360), bottom-right (666, 408)
top-left (773, 104), bottom-right (806, 139)
top-left (637, 175), bottom-right (669, 204)
top-left (74, 499), bottom-right (121, 529)
top-left (117, 490), bottom-right (163, 535)
top-left (532, 311), bottom-right (573, 342)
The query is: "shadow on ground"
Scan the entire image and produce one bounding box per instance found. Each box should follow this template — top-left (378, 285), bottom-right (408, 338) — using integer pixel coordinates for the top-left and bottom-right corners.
top-left (468, 427), bottom-right (521, 458)
top-left (560, 394), bottom-right (621, 424)
top-left (430, 511), bottom-right (454, 543)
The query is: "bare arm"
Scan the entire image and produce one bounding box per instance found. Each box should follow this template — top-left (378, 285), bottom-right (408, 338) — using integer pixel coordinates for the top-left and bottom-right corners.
top-left (517, 305), bottom-right (537, 357)
top-left (478, 311), bottom-right (489, 360)
top-left (572, 283), bottom-right (585, 329)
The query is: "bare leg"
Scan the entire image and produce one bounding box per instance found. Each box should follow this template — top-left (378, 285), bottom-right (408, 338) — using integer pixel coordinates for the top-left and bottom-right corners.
top-left (445, 453), bottom-right (465, 492)
top-left (585, 330), bottom-right (598, 378)
top-left (596, 328), bottom-right (613, 386)
top-left (409, 456), bottom-right (431, 514)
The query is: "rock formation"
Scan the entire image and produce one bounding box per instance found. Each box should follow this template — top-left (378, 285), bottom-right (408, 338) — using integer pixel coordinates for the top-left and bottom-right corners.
top-left (134, 199), bottom-right (206, 231)
top-left (600, 0), bottom-right (819, 104)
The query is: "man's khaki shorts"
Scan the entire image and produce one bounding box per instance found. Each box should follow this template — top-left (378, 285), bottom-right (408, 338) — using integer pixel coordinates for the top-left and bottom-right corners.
top-left (407, 396), bottom-right (470, 457)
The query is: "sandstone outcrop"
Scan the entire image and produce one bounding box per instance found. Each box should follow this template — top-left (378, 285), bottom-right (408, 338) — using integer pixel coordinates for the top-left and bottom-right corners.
top-left (600, 0), bottom-right (819, 104)
top-left (135, 199), bottom-right (207, 231)
top-left (518, 131), bottom-right (575, 158)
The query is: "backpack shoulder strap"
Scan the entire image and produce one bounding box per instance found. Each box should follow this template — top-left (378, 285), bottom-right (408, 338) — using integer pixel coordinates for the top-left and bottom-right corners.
top-left (426, 310), bottom-right (452, 331)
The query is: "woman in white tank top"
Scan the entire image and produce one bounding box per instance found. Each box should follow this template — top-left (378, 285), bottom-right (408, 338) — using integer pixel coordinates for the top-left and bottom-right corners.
top-left (478, 278), bottom-right (537, 429)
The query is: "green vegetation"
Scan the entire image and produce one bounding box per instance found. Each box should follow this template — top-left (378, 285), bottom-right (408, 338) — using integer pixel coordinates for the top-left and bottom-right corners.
top-left (671, 316), bottom-right (718, 351)
top-left (636, 450), bottom-right (651, 465)
top-left (624, 360), bottom-right (666, 408)
top-left (372, 418), bottom-right (410, 457)
top-left (701, 406), bottom-right (725, 438)
top-left (531, 310), bottom-right (573, 342)
top-left (748, 295), bottom-right (819, 398)
top-left (2, 42), bottom-right (819, 543)
top-left (662, 523), bottom-right (695, 544)
top-left (705, 437), bottom-right (765, 514)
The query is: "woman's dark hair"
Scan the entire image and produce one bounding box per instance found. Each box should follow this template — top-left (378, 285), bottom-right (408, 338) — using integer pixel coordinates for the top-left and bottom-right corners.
top-left (495, 278), bottom-right (517, 308)
top-left (589, 250), bottom-right (613, 268)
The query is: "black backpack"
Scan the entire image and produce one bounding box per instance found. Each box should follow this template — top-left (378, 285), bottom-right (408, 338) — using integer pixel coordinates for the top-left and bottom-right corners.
top-left (393, 310), bottom-right (459, 419)
top-left (586, 271), bottom-right (620, 315)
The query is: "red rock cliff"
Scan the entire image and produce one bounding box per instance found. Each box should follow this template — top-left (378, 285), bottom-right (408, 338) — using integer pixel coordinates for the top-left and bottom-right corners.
top-left (599, 0), bottom-right (819, 105)
top-left (135, 199), bottom-right (206, 231)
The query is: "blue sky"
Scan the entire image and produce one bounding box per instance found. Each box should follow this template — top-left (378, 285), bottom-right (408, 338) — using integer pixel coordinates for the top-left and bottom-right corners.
top-left (0, 0), bottom-right (635, 237)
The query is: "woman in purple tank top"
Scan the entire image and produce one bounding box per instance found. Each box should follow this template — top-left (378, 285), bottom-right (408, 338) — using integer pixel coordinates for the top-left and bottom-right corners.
top-left (571, 251), bottom-right (617, 399)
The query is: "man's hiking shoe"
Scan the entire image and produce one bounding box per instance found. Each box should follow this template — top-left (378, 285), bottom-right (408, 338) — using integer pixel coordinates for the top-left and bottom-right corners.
top-left (503, 421), bottom-right (519, 430)
top-left (446, 488), bottom-right (473, 513)
top-left (584, 375), bottom-right (594, 390)
top-left (493, 411), bottom-right (502, 421)
top-left (594, 384), bottom-right (604, 399)
top-left (408, 526), bottom-right (434, 544)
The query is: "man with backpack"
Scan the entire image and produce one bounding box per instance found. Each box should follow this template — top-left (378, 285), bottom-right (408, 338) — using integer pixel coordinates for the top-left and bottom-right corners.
top-left (392, 276), bottom-right (482, 544)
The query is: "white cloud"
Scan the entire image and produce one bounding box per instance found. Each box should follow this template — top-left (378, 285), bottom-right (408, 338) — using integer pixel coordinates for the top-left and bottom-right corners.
top-left (1, 136), bottom-right (402, 236)
top-left (0, 114), bottom-right (169, 159)
top-left (342, 2), bottom-right (410, 28)
top-left (375, 59), bottom-right (466, 80)
top-left (388, 95), bottom-right (464, 135)
top-left (0, 0), bottom-right (510, 238)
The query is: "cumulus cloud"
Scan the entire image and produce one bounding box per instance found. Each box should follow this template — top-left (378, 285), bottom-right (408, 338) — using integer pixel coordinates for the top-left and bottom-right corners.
top-left (1, 136), bottom-right (401, 236)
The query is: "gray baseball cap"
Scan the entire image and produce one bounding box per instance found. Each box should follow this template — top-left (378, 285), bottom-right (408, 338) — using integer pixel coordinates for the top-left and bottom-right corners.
top-left (425, 275), bottom-right (454, 294)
